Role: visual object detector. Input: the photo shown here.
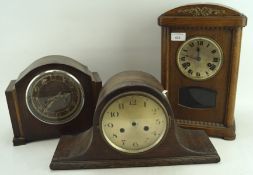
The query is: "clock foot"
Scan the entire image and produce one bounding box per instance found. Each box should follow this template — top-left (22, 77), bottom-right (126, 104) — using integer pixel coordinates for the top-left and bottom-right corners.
top-left (204, 126), bottom-right (236, 140)
top-left (223, 135), bottom-right (236, 140)
top-left (13, 137), bottom-right (26, 146)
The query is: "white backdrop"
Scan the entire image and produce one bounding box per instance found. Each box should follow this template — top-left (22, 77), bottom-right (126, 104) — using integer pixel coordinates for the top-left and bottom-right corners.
top-left (0, 0), bottom-right (253, 175)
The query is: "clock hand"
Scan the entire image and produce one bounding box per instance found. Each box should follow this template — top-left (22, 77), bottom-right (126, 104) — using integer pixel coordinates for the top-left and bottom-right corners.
top-left (44, 92), bottom-right (61, 106)
top-left (186, 55), bottom-right (199, 61)
top-left (43, 92), bottom-right (62, 112)
top-left (43, 92), bottom-right (71, 112)
top-left (196, 47), bottom-right (201, 61)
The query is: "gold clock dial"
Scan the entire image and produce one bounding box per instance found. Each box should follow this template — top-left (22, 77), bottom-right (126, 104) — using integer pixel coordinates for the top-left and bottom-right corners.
top-left (177, 37), bottom-right (223, 80)
top-left (101, 92), bottom-right (168, 154)
top-left (26, 70), bottom-right (84, 125)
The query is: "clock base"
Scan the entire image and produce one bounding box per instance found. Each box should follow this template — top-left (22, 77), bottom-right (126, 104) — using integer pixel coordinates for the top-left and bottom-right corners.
top-left (50, 127), bottom-right (220, 170)
top-left (13, 135), bottom-right (60, 146)
top-left (50, 155), bottom-right (219, 170)
top-left (176, 119), bottom-right (236, 140)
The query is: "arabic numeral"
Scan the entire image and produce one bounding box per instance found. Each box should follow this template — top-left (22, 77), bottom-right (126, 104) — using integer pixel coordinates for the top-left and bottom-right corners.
top-left (105, 123), bottom-right (114, 128)
top-left (109, 112), bottom-right (119, 117)
top-left (132, 142), bottom-right (139, 147)
top-left (129, 99), bottom-right (136, 105)
top-left (118, 103), bottom-right (124, 109)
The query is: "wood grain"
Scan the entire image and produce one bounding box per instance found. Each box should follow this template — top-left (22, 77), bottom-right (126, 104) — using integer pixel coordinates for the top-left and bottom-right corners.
top-left (158, 4), bottom-right (247, 140)
top-left (50, 71), bottom-right (220, 170)
top-left (5, 55), bottom-right (102, 145)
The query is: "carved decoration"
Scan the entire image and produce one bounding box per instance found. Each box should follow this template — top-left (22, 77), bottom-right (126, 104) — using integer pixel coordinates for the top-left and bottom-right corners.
top-left (178, 7), bottom-right (226, 16)
top-left (176, 119), bottom-right (224, 127)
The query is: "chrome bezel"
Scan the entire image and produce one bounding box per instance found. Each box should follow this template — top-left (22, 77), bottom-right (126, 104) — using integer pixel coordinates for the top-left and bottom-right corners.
top-left (25, 69), bottom-right (84, 125)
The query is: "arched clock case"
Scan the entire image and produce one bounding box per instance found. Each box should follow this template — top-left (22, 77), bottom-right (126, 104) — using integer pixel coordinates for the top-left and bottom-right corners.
top-left (50, 71), bottom-right (219, 170)
top-left (5, 55), bottom-right (102, 146)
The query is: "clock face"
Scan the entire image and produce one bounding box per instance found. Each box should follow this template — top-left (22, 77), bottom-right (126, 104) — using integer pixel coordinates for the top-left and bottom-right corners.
top-left (26, 70), bottom-right (84, 125)
top-left (100, 92), bottom-right (168, 154)
top-left (177, 37), bottom-right (223, 80)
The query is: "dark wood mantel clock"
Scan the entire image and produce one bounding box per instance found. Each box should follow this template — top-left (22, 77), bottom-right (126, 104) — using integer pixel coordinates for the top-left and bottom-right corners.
top-left (158, 4), bottom-right (247, 140)
top-left (5, 55), bottom-right (102, 146)
top-left (50, 71), bottom-right (219, 170)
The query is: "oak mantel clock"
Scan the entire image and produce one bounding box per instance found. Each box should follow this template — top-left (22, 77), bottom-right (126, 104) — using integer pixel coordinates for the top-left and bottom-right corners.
top-left (50, 71), bottom-right (219, 170)
top-left (158, 4), bottom-right (247, 140)
top-left (5, 55), bottom-right (102, 145)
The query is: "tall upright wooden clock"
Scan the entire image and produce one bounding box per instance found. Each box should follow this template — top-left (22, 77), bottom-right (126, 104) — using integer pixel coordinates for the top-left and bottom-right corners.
top-left (158, 4), bottom-right (247, 140)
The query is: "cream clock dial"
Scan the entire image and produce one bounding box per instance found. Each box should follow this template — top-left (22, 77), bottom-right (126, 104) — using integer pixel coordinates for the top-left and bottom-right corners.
top-left (101, 92), bottom-right (168, 154)
top-left (177, 37), bottom-right (223, 80)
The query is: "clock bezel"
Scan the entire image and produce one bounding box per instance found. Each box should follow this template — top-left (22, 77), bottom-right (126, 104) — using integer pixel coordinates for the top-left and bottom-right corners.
top-left (176, 36), bottom-right (224, 81)
top-left (99, 91), bottom-right (169, 154)
top-left (25, 69), bottom-right (85, 125)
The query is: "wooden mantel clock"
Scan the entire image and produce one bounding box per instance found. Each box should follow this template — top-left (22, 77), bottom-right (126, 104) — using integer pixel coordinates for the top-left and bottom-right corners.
top-left (158, 4), bottom-right (247, 140)
top-left (50, 71), bottom-right (219, 170)
top-left (5, 55), bottom-right (102, 145)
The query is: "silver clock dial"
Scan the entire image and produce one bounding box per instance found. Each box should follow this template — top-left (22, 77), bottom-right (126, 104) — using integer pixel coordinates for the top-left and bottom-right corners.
top-left (177, 37), bottom-right (223, 80)
top-left (26, 70), bottom-right (84, 125)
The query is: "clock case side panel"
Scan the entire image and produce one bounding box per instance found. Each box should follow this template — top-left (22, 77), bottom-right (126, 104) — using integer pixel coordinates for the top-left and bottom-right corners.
top-left (91, 72), bottom-right (102, 110)
top-left (223, 27), bottom-right (243, 137)
top-left (161, 27), bottom-right (170, 92)
top-left (5, 80), bottom-right (26, 146)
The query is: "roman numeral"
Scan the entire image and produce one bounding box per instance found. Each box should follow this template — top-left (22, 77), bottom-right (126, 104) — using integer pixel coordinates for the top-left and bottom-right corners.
top-left (188, 69), bottom-right (193, 74)
top-left (180, 57), bottom-right (186, 61)
top-left (207, 63), bottom-right (216, 70)
top-left (182, 62), bottom-right (190, 69)
top-left (118, 103), bottom-right (124, 109)
top-left (197, 41), bottom-right (203, 46)
top-left (189, 42), bottom-right (194, 47)
top-left (213, 57), bottom-right (219, 62)
top-left (129, 99), bottom-right (136, 105)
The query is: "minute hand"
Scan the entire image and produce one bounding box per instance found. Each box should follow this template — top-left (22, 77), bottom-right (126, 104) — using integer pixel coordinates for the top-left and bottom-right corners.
top-left (186, 55), bottom-right (200, 61)
top-left (196, 47), bottom-right (201, 61)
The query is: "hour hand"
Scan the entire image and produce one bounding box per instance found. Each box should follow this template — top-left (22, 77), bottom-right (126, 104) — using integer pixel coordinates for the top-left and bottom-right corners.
top-left (196, 47), bottom-right (201, 61)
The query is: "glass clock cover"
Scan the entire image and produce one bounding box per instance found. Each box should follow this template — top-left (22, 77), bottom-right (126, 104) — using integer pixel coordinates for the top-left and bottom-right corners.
top-left (101, 92), bottom-right (168, 154)
top-left (177, 37), bottom-right (223, 80)
top-left (26, 70), bottom-right (84, 125)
